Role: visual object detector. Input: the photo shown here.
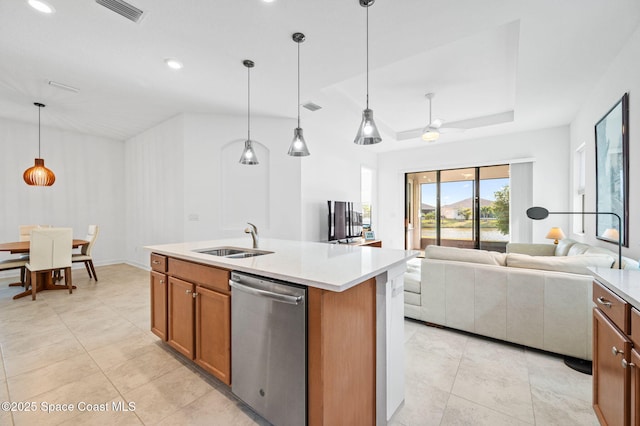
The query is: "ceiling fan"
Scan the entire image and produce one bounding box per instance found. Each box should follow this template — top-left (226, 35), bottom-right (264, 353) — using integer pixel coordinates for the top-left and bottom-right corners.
top-left (396, 93), bottom-right (515, 142)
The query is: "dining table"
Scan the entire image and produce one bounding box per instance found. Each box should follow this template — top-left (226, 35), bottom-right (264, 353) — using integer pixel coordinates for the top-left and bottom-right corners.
top-left (0, 239), bottom-right (89, 300)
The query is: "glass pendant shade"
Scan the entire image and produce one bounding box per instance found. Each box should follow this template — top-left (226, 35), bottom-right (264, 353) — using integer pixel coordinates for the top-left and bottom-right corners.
top-left (239, 140), bottom-right (258, 165)
top-left (288, 32), bottom-right (310, 157)
top-left (24, 158), bottom-right (55, 186)
top-left (354, 108), bottom-right (382, 145)
top-left (24, 102), bottom-right (55, 186)
top-left (288, 128), bottom-right (310, 156)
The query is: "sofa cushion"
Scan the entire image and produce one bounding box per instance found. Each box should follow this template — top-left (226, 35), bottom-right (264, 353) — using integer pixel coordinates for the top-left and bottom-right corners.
top-left (404, 291), bottom-right (421, 306)
top-left (567, 243), bottom-right (590, 256)
top-left (425, 245), bottom-right (506, 266)
top-left (555, 238), bottom-right (577, 256)
top-left (584, 247), bottom-right (616, 266)
top-left (506, 243), bottom-right (556, 256)
top-left (506, 253), bottom-right (614, 275)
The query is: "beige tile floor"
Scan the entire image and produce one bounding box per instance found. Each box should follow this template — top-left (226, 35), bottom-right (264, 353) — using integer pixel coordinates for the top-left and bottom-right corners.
top-left (0, 264), bottom-right (598, 425)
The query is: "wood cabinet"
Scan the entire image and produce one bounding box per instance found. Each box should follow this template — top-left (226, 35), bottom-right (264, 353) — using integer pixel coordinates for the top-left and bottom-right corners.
top-left (151, 253), bottom-right (231, 385)
top-left (593, 307), bottom-right (631, 426)
top-left (195, 285), bottom-right (231, 384)
top-left (150, 254), bottom-right (168, 341)
top-left (168, 277), bottom-right (195, 359)
top-left (150, 271), bottom-right (168, 340)
top-left (593, 279), bottom-right (639, 426)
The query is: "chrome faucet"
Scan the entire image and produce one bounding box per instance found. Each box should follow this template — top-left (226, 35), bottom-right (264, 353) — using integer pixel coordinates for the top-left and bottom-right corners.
top-left (244, 222), bottom-right (259, 248)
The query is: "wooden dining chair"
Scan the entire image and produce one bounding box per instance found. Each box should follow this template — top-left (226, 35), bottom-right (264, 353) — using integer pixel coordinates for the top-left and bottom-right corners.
top-left (73, 225), bottom-right (99, 281)
top-left (25, 228), bottom-right (73, 301)
top-left (0, 258), bottom-right (28, 286)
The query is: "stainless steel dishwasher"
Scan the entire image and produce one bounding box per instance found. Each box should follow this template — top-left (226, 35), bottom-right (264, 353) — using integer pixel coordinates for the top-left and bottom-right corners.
top-left (229, 271), bottom-right (306, 426)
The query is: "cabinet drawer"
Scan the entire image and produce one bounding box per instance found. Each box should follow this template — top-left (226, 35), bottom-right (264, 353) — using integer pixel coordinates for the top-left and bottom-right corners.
top-left (594, 280), bottom-right (630, 333)
top-left (631, 308), bottom-right (640, 346)
top-left (150, 253), bottom-right (167, 273)
top-left (168, 258), bottom-right (230, 294)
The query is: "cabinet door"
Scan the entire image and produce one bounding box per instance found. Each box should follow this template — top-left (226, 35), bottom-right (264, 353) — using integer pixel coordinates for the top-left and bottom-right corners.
top-left (630, 349), bottom-right (640, 426)
top-left (195, 285), bottom-right (231, 385)
top-left (593, 308), bottom-right (631, 426)
top-left (150, 271), bottom-right (168, 341)
top-left (168, 277), bottom-right (195, 359)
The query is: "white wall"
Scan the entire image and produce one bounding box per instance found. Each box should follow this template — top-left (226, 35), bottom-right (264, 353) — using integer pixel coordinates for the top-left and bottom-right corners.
top-left (569, 24), bottom-right (640, 260)
top-left (0, 117), bottom-right (125, 266)
top-left (125, 115), bottom-right (185, 268)
top-left (182, 113), bottom-right (302, 242)
top-left (377, 126), bottom-right (571, 249)
top-left (299, 92), bottom-right (379, 242)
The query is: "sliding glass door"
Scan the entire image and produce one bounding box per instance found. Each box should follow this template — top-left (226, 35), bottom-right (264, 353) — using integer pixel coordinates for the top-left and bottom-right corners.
top-left (406, 164), bottom-right (510, 252)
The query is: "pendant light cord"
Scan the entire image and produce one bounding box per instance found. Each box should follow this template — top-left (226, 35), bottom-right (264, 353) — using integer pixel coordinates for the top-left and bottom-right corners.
top-left (366, 4), bottom-right (369, 110)
top-left (247, 66), bottom-right (251, 141)
top-left (297, 40), bottom-right (301, 128)
top-left (38, 104), bottom-right (42, 157)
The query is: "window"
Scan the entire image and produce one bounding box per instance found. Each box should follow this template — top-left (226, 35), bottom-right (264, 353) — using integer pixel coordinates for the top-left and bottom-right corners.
top-left (361, 166), bottom-right (373, 230)
top-left (406, 165), bottom-right (510, 252)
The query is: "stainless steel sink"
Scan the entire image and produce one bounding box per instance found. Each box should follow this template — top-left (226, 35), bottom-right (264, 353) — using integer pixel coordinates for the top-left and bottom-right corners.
top-left (194, 246), bottom-right (273, 258)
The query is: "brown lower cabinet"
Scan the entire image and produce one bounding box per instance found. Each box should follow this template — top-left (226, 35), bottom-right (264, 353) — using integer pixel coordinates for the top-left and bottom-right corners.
top-left (593, 307), bottom-right (631, 426)
top-left (150, 252), bottom-right (376, 424)
top-left (593, 279), bottom-right (640, 426)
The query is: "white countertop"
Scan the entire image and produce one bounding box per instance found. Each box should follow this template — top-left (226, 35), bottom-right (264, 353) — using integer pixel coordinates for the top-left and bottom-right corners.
top-left (145, 238), bottom-right (419, 292)
top-left (590, 267), bottom-right (640, 309)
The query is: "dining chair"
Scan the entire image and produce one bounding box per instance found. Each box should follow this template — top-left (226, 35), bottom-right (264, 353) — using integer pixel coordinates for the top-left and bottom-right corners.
top-left (0, 257), bottom-right (28, 286)
top-left (18, 224), bottom-right (51, 283)
top-left (25, 228), bottom-right (73, 301)
top-left (73, 225), bottom-right (99, 281)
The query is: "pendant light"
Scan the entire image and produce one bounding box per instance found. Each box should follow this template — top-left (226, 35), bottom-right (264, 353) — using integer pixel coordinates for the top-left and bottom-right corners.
top-left (23, 102), bottom-right (56, 186)
top-left (240, 59), bottom-right (259, 165)
top-left (287, 32), bottom-right (311, 157)
top-left (354, 0), bottom-right (382, 145)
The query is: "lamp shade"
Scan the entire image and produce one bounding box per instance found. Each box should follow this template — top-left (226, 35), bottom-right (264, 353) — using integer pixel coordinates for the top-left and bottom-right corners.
top-left (602, 228), bottom-right (620, 240)
top-left (354, 109), bottom-right (382, 145)
top-left (239, 140), bottom-right (258, 165)
top-left (545, 227), bottom-right (566, 244)
top-left (288, 128), bottom-right (310, 156)
top-left (23, 158), bottom-right (55, 186)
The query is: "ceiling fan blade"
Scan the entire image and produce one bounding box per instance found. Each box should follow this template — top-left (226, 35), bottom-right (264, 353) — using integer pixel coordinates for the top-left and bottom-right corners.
top-left (440, 110), bottom-right (514, 130)
top-left (396, 127), bottom-right (423, 141)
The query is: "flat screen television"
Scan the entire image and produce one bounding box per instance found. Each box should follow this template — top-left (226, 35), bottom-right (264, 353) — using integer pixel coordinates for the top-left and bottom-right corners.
top-left (328, 201), bottom-right (363, 242)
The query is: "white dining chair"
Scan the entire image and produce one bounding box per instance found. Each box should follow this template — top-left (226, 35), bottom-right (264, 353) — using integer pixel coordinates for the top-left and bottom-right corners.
top-left (73, 225), bottom-right (99, 281)
top-left (25, 228), bottom-right (73, 300)
top-left (17, 224), bottom-right (52, 283)
top-left (0, 258), bottom-right (28, 286)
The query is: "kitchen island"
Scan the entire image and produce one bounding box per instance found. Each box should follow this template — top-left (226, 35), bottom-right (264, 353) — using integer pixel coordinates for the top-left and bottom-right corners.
top-left (146, 238), bottom-right (418, 426)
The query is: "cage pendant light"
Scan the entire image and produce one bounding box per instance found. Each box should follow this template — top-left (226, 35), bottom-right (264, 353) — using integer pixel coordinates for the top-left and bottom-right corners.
top-left (288, 32), bottom-right (311, 157)
top-left (240, 59), bottom-right (259, 165)
top-left (23, 102), bottom-right (56, 186)
top-left (354, 0), bottom-right (382, 145)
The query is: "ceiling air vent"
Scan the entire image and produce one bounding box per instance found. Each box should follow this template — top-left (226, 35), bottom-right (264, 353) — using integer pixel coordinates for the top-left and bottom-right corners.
top-left (302, 102), bottom-right (322, 112)
top-left (95, 0), bottom-right (144, 23)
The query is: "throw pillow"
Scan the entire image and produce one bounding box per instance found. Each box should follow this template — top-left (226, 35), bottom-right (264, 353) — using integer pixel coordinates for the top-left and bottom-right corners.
top-left (424, 245), bottom-right (506, 266)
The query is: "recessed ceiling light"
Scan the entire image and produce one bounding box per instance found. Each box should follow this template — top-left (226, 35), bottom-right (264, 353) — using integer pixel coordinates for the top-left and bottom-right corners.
top-left (263, 0), bottom-right (275, 3)
top-left (164, 58), bottom-right (183, 70)
top-left (28, 0), bottom-right (56, 14)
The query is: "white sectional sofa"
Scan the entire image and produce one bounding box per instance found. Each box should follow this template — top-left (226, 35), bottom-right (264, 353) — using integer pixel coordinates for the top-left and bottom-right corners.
top-left (404, 239), bottom-right (637, 361)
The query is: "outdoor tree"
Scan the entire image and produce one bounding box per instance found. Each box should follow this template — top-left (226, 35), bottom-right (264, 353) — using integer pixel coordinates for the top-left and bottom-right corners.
top-left (493, 185), bottom-right (510, 235)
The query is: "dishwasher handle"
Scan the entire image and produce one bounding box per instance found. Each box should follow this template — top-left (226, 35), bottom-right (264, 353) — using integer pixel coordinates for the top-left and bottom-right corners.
top-left (230, 280), bottom-right (304, 305)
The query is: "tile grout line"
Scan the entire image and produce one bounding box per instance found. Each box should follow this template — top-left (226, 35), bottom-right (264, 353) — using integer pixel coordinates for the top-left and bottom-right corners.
top-left (0, 344), bottom-right (16, 426)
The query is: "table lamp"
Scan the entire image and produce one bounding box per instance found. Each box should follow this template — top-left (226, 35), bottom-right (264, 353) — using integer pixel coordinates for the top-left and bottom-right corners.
top-left (545, 227), bottom-right (566, 244)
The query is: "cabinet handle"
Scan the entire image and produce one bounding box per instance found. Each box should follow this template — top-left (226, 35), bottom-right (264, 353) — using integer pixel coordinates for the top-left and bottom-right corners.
top-left (597, 297), bottom-right (612, 308)
top-left (622, 358), bottom-right (636, 369)
top-left (152, 260), bottom-right (161, 264)
top-left (612, 346), bottom-right (624, 356)
top-left (192, 292), bottom-right (198, 299)
top-left (186, 289), bottom-right (192, 295)
top-left (160, 279), bottom-right (164, 284)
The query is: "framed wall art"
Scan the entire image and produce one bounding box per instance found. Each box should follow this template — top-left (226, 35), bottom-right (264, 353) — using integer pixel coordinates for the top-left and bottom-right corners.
top-left (595, 92), bottom-right (629, 247)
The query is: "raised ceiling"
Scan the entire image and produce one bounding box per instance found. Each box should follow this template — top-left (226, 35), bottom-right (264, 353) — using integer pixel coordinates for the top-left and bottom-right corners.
top-left (1, 0), bottom-right (639, 152)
